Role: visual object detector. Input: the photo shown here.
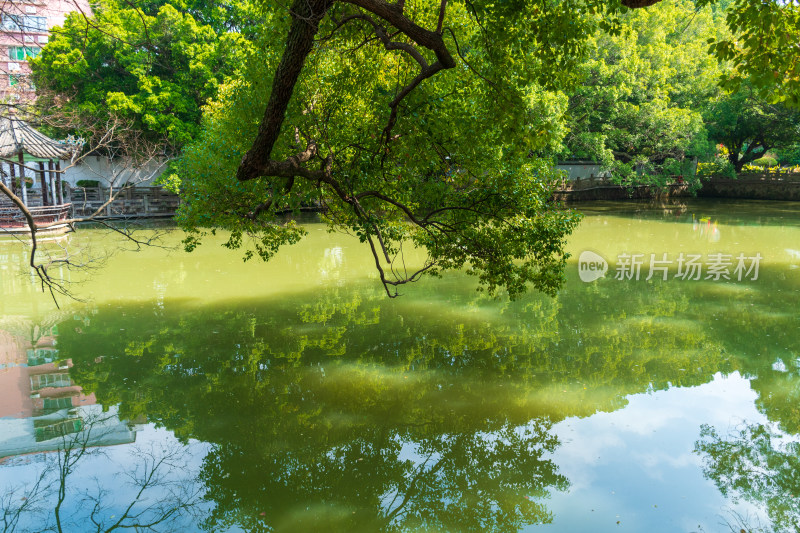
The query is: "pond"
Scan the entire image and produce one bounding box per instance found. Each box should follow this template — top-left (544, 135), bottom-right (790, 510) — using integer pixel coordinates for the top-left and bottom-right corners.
top-left (1, 199), bottom-right (799, 532)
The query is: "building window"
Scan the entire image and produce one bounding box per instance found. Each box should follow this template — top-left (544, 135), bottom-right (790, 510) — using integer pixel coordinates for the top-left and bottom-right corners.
top-left (30, 372), bottom-right (72, 390)
top-left (34, 417), bottom-right (83, 442)
top-left (8, 73), bottom-right (34, 90)
top-left (2, 14), bottom-right (48, 32)
top-left (1, 15), bottom-right (17, 31)
top-left (8, 46), bottom-right (40, 61)
top-left (42, 397), bottom-right (73, 411)
top-left (27, 348), bottom-right (59, 366)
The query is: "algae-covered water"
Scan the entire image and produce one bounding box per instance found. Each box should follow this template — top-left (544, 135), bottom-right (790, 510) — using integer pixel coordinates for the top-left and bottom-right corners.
top-left (1, 199), bottom-right (798, 532)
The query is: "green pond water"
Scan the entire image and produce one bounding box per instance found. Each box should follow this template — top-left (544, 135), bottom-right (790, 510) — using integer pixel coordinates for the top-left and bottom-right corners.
top-left (0, 199), bottom-right (799, 532)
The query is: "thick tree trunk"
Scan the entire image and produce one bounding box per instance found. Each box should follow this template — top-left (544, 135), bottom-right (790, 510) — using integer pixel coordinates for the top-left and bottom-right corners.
top-left (237, 0), bottom-right (332, 182)
top-left (236, 0), bottom-right (662, 183)
top-left (729, 152), bottom-right (745, 173)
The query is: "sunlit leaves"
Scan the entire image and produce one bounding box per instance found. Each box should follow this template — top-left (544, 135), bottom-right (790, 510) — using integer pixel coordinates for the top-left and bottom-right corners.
top-left (704, 0), bottom-right (800, 106)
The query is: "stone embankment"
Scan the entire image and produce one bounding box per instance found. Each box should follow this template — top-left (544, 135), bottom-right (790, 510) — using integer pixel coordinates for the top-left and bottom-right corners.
top-left (695, 173), bottom-right (800, 201)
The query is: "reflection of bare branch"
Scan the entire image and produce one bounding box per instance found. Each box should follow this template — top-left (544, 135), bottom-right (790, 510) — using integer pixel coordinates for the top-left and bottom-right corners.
top-left (0, 466), bottom-right (49, 533)
top-left (0, 412), bottom-right (204, 533)
top-left (719, 507), bottom-right (770, 533)
top-left (53, 413), bottom-right (100, 532)
top-left (93, 443), bottom-right (203, 532)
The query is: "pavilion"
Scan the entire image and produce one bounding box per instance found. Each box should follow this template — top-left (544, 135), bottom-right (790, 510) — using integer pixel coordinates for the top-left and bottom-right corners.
top-left (0, 117), bottom-right (74, 233)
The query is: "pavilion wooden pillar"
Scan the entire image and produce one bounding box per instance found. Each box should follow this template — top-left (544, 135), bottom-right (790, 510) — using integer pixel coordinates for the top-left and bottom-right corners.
top-left (55, 160), bottom-right (63, 204)
top-left (17, 153), bottom-right (27, 206)
top-left (39, 161), bottom-right (49, 206)
top-left (50, 164), bottom-right (57, 204)
top-left (9, 159), bottom-right (17, 196)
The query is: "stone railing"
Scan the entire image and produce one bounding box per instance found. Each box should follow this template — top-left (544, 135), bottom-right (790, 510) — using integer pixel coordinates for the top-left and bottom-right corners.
top-left (69, 186), bottom-right (180, 218)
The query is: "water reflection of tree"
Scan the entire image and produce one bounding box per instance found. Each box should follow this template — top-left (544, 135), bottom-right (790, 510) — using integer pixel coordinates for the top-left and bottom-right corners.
top-left (695, 423), bottom-right (800, 533)
top-left (200, 421), bottom-right (566, 532)
top-left (51, 276), bottom-right (740, 530)
top-left (60, 293), bottom-right (572, 531)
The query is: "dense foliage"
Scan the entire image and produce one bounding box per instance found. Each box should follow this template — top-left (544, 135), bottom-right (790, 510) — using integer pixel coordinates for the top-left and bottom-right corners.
top-left (702, 0), bottom-right (800, 107)
top-left (560, 0), bottom-right (800, 183)
top-left (171, 0), bottom-right (599, 298)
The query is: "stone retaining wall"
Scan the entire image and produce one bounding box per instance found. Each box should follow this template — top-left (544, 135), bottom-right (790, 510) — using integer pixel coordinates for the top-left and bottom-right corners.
top-left (8, 179), bottom-right (800, 221)
top-left (553, 183), bottom-right (690, 202)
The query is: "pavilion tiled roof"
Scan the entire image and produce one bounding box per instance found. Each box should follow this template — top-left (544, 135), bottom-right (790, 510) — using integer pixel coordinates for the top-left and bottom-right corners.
top-left (0, 118), bottom-right (73, 160)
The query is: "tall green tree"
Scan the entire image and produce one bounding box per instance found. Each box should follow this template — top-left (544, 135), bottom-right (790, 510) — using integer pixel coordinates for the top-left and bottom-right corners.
top-left (174, 0), bottom-right (800, 298)
top-left (173, 0), bottom-right (650, 298)
top-left (22, 0), bottom-right (800, 299)
top-left (31, 0), bottom-right (249, 149)
top-left (560, 0), bottom-right (724, 183)
top-left (704, 85), bottom-right (800, 172)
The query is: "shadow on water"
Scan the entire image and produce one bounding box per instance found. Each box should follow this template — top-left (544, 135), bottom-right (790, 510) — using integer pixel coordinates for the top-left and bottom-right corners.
top-left (43, 258), bottom-right (800, 532)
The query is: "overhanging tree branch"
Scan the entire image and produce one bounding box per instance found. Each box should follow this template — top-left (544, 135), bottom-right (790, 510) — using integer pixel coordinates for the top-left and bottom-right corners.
top-left (236, 0), bottom-right (460, 182)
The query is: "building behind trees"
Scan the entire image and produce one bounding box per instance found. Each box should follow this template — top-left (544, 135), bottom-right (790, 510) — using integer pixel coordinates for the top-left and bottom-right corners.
top-left (0, 0), bottom-right (90, 100)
